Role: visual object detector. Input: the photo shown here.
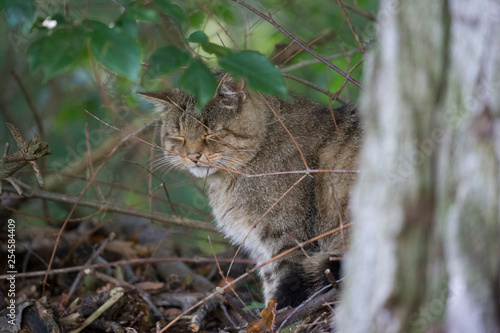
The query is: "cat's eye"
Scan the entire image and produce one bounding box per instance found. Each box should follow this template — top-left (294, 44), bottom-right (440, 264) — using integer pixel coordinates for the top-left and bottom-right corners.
top-left (204, 133), bottom-right (219, 142)
top-left (167, 136), bottom-right (185, 143)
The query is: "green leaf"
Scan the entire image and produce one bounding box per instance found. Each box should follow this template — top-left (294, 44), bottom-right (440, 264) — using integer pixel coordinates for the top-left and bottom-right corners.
top-left (154, 0), bottom-right (187, 29)
top-left (89, 21), bottom-right (141, 81)
top-left (41, 26), bottom-right (87, 80)
top-left (27, 37), bottom-right (44, 73)
top-left (2, 0), bottom-right (35, 29)
top-left (188, 31), bottom-right (232, 57)
top-left (218, 51), bottom-right (288, 97)
top-left (148, 45), bottom-right (190, 77)
top-left (201, 43), bottom-right (232, 57)
top-left (114, 17), bottom-right (138, 38)
top-left (180, 60), bottom-right (217, 108)
top-left (124, 5), bottom-right (160, 23)
top-left (212, 3), bottom-right (238, 26)
top-left (188, 11), bottom-right (205, 29)
top-left (188, 30), bottom-right (209, 44)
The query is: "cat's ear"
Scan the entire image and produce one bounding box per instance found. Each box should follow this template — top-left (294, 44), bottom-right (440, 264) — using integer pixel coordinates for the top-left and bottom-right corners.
top-left (218, 75), bottom-right (247, 102)
top-left (138, 89), bottom-right (182, 112)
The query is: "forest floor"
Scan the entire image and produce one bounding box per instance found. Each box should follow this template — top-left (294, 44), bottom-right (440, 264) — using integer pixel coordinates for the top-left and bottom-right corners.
top-left (0, 212), bottom-right (338, 333)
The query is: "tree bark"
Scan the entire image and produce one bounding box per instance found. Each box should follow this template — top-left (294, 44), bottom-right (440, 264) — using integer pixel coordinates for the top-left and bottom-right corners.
top-left (337, 0), bottom-right (500, 332)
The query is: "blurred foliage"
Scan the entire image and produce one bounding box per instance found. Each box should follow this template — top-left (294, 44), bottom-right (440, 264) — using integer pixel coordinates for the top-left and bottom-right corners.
top-left (0, 0), bottom-right (378, 254)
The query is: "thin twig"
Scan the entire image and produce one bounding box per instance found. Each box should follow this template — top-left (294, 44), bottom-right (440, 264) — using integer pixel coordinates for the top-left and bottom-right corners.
top-left (282, 73), bottom-right (348, 105)
top-left (324, 268), bottom-right (340, 289)
top-left (158, 223), bottom-right (351, 332)
top-left (342, 2), bottom-right (377, 21)
top-left (336, 0), bottom-right (365, 53)
top-left (209, 236), bottom-right (255, 323)
top-left (69, 287), bottom-right (124, 333)
top-left (226, 174), bottom-right (307, 277)
top-left (125, 159), bottom-right (178, 215)
top-left (85, 110), bottom-right (359, 176)
top-left (4, 182), bottom-right (216, 232)
top-left (231, 0), bottom-right (364, 89)
top-left (0, 203), bottom-right (103, 223)
top-left (0, 257), bottom-right (251, 280)
top-left (10, 71), bottom-right (50, 216)
top-left (280, 48), bottom-right (363, 72)
top-left (5, 123), bottom-right (47, 188)
top-left (259, 92), bottom-right (309, 170)
top-left (66, 232), bottom-right (116, 301)
top-left (276, 284), bottom-right (333, 332)
top-left (43, 131), bottom-right (131, 293)
top-left (202, 5), bottom-right (238, 50)
top-left (10, 71), bottom-right (45, 140)
top-left (91, 271), bottom-right (164, 318)
top-left (246, 168), bottom-right (359, 177)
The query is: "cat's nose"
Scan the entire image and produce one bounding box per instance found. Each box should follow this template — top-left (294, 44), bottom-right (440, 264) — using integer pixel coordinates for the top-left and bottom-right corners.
top-left (187, 152), bottom-right (201, 164)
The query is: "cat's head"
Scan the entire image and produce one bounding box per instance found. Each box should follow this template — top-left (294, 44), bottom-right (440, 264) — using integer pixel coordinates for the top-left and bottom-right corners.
top-left (139, 75), bottom-right (270, 178)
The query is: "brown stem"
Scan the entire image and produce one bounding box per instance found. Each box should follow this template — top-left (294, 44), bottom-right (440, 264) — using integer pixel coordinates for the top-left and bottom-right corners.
top-left (342, 2), bottom-right (377, 21)
top-left (4, 183), bottom-right (216, 232)
top-left (0, 257), bottom-right (251, 279)
top-left (231, 0), bottom-right (364, 89)
top-left (159, 223), bottom-right (351, 332)
top-left (282, 73), bottom-right (349, 105)
top-left (336, 0), bottom-right (365, 53)
top-left (10, 71), bottom-right (45, 140)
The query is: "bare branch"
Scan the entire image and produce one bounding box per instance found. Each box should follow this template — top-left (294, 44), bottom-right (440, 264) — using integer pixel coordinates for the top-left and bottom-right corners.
top-left (282, 73), bottom-right (349, 105)
top-left (336, 0), bottom-right (365, 53)
top-left (1, 123), bottom-right (51, 191)
top-left (341, 2), bottom-right (377, 21)
top-left (280, 48), bottom-right (364, 72)
top-left (231, 0), bottom-right (364, 89)
top-left (0, 257), bottom-right (251, 280)
top-left (3, 182), bottom-right (216, 232)
top-left (10, 71), bottom-right (45, 140)
top-left (158, 223), bottom-right (351, 332)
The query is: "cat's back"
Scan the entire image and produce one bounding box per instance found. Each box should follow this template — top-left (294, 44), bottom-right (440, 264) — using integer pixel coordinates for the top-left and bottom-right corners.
top-left (258, 94), bottom-right (361, 169)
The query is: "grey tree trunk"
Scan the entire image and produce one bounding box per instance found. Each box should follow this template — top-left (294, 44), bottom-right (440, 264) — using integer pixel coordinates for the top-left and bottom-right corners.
top-left (337, 0), bottom-right (500, 332)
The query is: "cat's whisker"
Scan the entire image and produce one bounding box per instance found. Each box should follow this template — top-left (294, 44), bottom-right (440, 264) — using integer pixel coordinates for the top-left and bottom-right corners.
top-left (160, 160), bottom-right (184, 179)
top-left (150, 156), bottom-right (176, 169)
top-left (151, 156), bottom-right (181, 172)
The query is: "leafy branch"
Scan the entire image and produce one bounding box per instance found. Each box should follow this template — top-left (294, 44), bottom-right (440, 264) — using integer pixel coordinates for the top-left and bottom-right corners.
top-left (231, 0), bottom-right (364, 89)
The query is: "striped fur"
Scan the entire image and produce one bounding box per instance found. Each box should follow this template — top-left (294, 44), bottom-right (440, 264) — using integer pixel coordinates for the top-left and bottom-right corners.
top-left (140, 76), bottom-right (361, 308)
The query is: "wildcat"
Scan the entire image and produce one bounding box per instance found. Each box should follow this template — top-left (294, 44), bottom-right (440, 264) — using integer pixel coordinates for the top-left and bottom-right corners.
top-left (140, 74), bottom-right (361, 309)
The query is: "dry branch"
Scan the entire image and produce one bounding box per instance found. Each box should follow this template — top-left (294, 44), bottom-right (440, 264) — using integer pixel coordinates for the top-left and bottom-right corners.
top-left (3, 182), bottom-right (216, 232)
top-left (1, 123), bottom-right (51, 193)
top-left (68, 287), bottom-right (124, 333)
top-left (0, 257), bottom-right (250, 280)
top-left (189, 293), bottom-right (223, 332)
top-left (276, 287), bottom-right (338, 331)
top-left (336, 0), bottom-right (365, 53)
top-left (341, 2), bottom-right (377, 21)
top-left (280, 48), bottom-right (364, 73)
top-left (158, 223), bottom-right (350, 332)
top-left (231, 0), bottom-right (364, 89)
top-left (43, 118), bottom-right (153, 191)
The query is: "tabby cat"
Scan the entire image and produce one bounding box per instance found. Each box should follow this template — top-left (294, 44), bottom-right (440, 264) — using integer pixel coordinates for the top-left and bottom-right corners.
top-left (140, 74), bottom-right (361, 309)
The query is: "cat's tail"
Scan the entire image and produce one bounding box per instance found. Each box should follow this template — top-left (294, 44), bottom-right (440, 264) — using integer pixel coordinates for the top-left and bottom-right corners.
top-left (274, 252), bottom-right (343, 309)
top-left (302, 252), bottom-right (343, 291)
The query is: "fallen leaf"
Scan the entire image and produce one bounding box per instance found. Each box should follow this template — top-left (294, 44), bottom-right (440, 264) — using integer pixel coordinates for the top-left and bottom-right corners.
top-left (247, 298), bottom-right (277, 333)
top-left (217, 277), bottom-right (236, 290)
top-left (136, 282), bottom-right (164, 291)
top-left (106, 240), bottom-right (138, 259)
